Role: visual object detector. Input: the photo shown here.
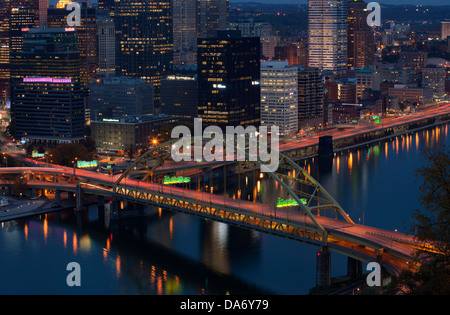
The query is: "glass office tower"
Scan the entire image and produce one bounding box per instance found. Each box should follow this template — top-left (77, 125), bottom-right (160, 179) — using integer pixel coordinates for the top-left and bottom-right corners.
top-left (197, 30), bottom-right (260, 129)
top-left (114, 0), bottom-right (173, 107)
top-left (10, 28), bottom-right (85, 144)
top-left (308, 0), bottom-right (348, 77)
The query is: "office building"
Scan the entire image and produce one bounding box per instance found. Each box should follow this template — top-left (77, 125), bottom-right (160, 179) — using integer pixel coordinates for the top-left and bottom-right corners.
top-left (39, 0), bottom-right (48, 26)
top-left (260, 36), bottom-right (280, 60)
top-left (260, 61), bottom-right (298, 137)
top-left (326, 80), bottom-right (357, 104)
top-left (160, 75), bottom-right (198, 122)
top-left (197, 0), bottom-right (229, 38)
top-left (9, 6), bottom-right (36, 53)
top-left (197, 30), bottom-right (260, 128)
top-left (308, 0), bottom-right (348, 77)
top-left (89, 77), bottom-right (154, 122)
top-left (114, 0), bottom-right (173, 106)
top-left (173, 0), bottom-right (197, 52)
top-left (274, 45), bottom-right (300, 66)
top-left (10, 28), bottom-right (85, 144)
top-left (388, 85), bottom-right (433, 107)
top-left (97, 14), bottom-right (115, 77)
top-left (48, 2), bottom-right (98, 86)
top-left (378, 64), bottom-right (415, 85)
top-left (0, 0), bottom-right (40, 104)
top-left (422, 66), bottom-right (446, 98)
top-left (91, 114), bottom-right (178, 151)
top-left (399, 50), bottom-right (428, 74)
top-left (298, 66), bottom-right (324, 128)
top-left (356, 68), bottom-right (380, 100)
top-left (441, 20), bottom-right (450, 40)
top-left (347, 0), bottom-right (375, 69)
top-left (98, 0), bottom-right (115, 12)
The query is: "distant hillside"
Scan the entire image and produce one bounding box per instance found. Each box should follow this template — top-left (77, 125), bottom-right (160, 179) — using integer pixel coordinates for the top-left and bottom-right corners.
top-left (230, 2), bottom-right (450, 34)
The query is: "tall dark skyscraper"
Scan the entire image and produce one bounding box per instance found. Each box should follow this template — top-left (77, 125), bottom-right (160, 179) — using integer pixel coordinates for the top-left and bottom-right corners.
top-left (10, 6), bottom-right (36, 54)
top-left (347, 0), bottom-right (376, 69)
top-left (48, 2), bottom-right (98, 87)
top-left (0, 0), bottom-right (39, 104)
top-left (197, 30), bottom-right (260, 128)
top-left (197, 0), bottom-right (230, 38)
top-left (173, 0), bottom-right (197, 51)
top-left (10, 28), bottom-right (85, 144)
top-left (0, 0), bottom-right (11, 103)
top-left (298, 66), bottom-right (324, 128)
top-left (114, 0), bottom-right (173, 106)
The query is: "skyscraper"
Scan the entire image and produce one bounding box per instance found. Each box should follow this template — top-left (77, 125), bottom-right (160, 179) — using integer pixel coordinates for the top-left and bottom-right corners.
top-left (260, 61), bottom-right (298, 137)
top-left (0, 0), bottom-right (11, 104)
top-left (347, 0), bottom-right (375, 69)
top-left (9, 6), bottom-right (36, 54)
top-left (114, 0), bottom-right (173, 106)
top-left (308, 0), bottom-right (348, 77)
top-left (298, 67), bottom-right (324, 128)
top-left (39, 0), bottom-right (49, 26)
top-left (0, 0), bottom-right (40, 104)
top-left (48, 2), bottom-right (98, 87)
top-left (441, 20), bottom-right (450, 40)
top-left (173, 0), bottom-right (197, 52)
top-left (197, 30), bottom-right (260, 128)
top-left (97, 13), bottom-right (116, 77)
top-left (10, 28), bottom-right (85, 144)
top-left (197, 0), bottom-right (229, 38)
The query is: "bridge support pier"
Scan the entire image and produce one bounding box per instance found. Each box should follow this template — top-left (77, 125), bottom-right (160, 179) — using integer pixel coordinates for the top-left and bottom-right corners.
top-left (110, 199), bottom-right (120, 220)
top-left (55, 189), bottom-right (61, 203)
top-left (347, 257), bottom-right (362, 280)
top-left (31, 188), bottom-right (37, 198)
top-left (98, 195), bottom-right (105, 207)
top-left (316, 247), bottom-right (331, 288)
top-left (76, 184), bottom-right (83, 212)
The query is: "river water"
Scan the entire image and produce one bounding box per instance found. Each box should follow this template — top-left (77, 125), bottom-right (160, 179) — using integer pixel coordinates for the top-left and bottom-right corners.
top-left (0, 123), bottom-right (448, 295)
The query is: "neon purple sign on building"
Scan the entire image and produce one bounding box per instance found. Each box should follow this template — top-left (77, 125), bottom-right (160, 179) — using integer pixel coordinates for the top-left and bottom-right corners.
top-left (23, 78), bottom-right (72, 83)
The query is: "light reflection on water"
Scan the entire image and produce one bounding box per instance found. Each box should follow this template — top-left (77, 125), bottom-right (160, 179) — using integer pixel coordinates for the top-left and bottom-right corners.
top-left (0, 123), bottom-right (448, 295)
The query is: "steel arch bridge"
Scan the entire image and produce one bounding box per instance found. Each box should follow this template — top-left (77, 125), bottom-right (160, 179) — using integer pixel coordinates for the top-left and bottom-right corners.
top-left (113, 136), bottom-right (355, 236)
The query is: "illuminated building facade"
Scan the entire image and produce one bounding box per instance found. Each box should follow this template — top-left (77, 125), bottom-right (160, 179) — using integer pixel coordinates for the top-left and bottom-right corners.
top-left (308, 0), bottom-right (348, 77)
top-left (347, 0), bottom-right (375, 69)
top-left (260, 61), bottom-right (298, 137)
top-left (197, 30), bottom-right (260, 128)
top-left (97, 13), bottom-right (116, 77)
top-left (48, 2), bottom-right (98, 87)
top-left (10, 28), bottom-right (85, 144)
top-left (9, 6), bottom-right (36, 54)
top-left (0, 0), bottom-right (11, 103)
top-left (298, 66), bottom-right (324, 128)
top-left (197, 0), bottom-right (229, 38)
top-left (0, 0), bottom-right (39, 103)
top-left (114, 0), bottom-right (173, 106)
top-left (441, 20), bottom-right (450, 40)
top-left (173, 0), bottom-right (197, 51)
